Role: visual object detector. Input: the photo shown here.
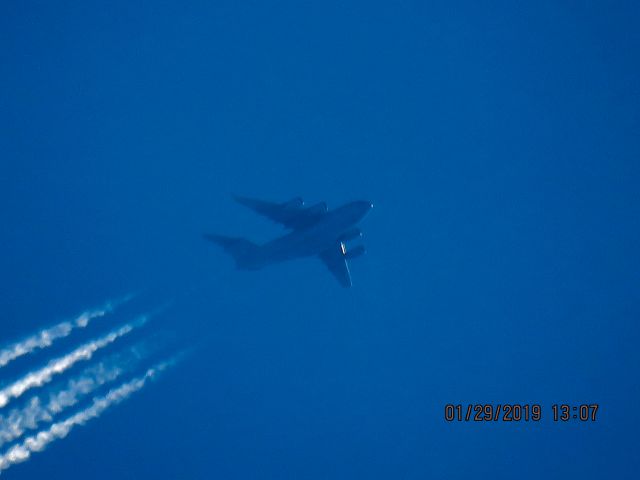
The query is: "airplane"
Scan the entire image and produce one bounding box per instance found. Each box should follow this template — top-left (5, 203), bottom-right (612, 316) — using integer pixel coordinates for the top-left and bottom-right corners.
top-left (204, 196), bottom-right (373, 287)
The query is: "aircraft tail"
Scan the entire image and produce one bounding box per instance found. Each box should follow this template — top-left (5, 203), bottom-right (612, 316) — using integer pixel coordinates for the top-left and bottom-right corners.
top-left (203, 234), bottom-right (259, 269)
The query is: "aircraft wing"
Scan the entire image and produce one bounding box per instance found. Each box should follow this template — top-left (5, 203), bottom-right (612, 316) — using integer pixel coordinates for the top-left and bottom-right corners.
top-left (234, 195), bottom-right (326, 229)
top-left (318, 242), bottom-right (352, 288)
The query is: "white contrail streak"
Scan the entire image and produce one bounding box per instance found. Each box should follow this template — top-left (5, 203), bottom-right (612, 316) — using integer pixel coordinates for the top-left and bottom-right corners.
top-left (0, 315), bottom-right (148, 409)
top-left (0, 345), bottom-right (151, 447)
top-left (0, 295), bottom-right (134, 370)
top-left (0, 360), bottom-right (175, 474)
top-left (0, 363), bottom-right (122, 447)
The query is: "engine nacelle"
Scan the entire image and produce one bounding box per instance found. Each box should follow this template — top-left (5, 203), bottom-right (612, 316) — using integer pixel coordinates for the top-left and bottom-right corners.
top-left (344, 245), bottom-right (366, 259)
top-left (340, 228), bottom-right (362, 242)
top-left (283, 197), bottom-right (304, 209)
top-left (306, 202), bottom-right (328, 215)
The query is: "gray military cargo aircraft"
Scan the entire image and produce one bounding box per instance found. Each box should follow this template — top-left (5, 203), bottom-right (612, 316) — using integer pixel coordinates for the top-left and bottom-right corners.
top-left (204, 196), bottom-right (373, 287)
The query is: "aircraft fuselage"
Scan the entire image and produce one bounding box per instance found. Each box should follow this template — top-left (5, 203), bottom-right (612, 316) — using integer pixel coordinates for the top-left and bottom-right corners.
top-left (246, 201), bottom-right (373, 268)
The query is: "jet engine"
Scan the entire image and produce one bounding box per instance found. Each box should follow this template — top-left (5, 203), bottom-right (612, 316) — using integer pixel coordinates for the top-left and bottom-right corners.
top-left (282, 197), bottom-right (304, 209)
top-left (344, 245), bottom-right (366, 259)
top-left (306, 202), bottom-right (328, 215)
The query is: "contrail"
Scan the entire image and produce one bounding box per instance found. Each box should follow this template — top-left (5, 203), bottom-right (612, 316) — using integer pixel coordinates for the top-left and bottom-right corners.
top-left (0, 359), bottom-right (176, 474)
top-left (0, 344), bottom-right (152, 447)
top-left (0, 315), bottom-right (148, 409)
top-left (0, 294), bottom-right (134, 370)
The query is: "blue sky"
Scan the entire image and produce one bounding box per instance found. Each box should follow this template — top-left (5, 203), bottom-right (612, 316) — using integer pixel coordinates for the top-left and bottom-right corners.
top-left (1, 1), bottom-right (639, 478)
